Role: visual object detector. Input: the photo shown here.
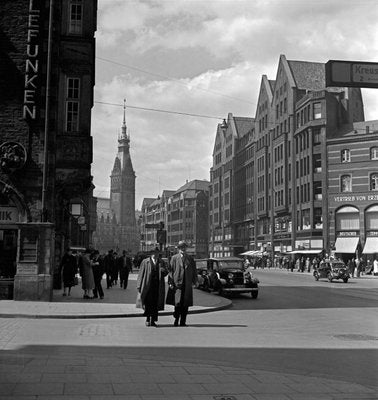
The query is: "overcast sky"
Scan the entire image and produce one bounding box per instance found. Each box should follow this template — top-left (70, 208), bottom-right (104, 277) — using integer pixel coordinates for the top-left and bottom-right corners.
top-left (92, 0), bottom-right (378, 209)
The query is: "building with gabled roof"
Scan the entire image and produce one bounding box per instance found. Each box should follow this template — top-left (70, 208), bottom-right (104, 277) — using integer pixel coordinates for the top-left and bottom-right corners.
top-left (209, 54), bottom-right (366, 260)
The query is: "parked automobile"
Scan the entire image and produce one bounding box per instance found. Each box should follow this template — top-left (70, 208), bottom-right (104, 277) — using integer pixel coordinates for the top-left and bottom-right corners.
top-left (313, 259), bottom-right (350, 283)
top-left (195, 257), bottom-right (259, 298)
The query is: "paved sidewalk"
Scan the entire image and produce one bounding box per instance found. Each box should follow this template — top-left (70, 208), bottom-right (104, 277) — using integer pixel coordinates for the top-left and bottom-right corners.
top-left (0, 274), bottom-right (232, 319)
top-left (1, 273), bottom-right (377, 399)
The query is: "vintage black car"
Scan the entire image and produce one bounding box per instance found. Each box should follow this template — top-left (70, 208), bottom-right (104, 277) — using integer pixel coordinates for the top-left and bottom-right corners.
top-left (195, 257), bottom-right (259, 298)
top-left (313, 259), bottom-right (350, 283)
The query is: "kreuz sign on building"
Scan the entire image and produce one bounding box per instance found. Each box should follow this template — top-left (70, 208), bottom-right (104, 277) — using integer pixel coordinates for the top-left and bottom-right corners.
top-left (326, 60), bottom-right (378, 88)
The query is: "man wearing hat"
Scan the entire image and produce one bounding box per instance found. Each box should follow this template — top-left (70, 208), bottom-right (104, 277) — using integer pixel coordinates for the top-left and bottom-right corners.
top-left (136, 247), bottom-right (168, 327)
top-left (169, 240), bottom-right (198, 326)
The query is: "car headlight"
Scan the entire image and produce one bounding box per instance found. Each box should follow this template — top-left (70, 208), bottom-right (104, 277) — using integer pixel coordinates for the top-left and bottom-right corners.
top-left (228, 273), bottom-right (234, 279)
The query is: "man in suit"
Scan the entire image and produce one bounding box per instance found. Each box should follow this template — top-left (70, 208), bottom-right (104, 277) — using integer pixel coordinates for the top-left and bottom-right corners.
top-left (169, 240), bottom-right (198, 327)
top-left (118, 250), bottom-right (132, 289)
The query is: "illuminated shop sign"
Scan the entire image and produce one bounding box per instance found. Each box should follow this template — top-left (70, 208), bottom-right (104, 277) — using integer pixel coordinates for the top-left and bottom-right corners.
top-left (23, 0), bottom-right (41, 120)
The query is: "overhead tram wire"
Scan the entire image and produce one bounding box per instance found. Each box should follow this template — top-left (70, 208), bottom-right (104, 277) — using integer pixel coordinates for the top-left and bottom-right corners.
top-left (94, 100), bottom-right (224, 121)
top-left (96, 56), bottom-right (256, 106)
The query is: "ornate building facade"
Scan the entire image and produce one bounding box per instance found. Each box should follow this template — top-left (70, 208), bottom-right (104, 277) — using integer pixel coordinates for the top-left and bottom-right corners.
top-left (0, 0), bottom-right (97, 300)
top-left (93, 103), bottom-right (138, 254)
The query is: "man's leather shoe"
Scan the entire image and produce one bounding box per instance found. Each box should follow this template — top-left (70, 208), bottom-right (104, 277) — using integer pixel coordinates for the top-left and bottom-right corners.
top-left (145, 321), bottom-right (151, 326)
top-left (151, 321), bottom-right (157, 327)
top-left (174, 319), bottom-right (179, 327)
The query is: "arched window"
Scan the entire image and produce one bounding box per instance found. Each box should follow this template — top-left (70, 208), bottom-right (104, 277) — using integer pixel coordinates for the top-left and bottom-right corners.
top-left (366, 205), bottom-right (378, 230)
top-left (340, 175), bottom-right (352, 192)
top-left (370, 147), bottom-right (378, 160)
top-left (371, 173), bottom-right (378, 191)
top-left (341, 149), bottom-right (350, 162)
top-left (336, 206), bottom-right (360, 231)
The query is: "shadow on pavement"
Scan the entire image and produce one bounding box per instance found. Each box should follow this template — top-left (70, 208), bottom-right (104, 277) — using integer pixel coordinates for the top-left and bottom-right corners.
top-left (0, 345), bottom-right (377, 393)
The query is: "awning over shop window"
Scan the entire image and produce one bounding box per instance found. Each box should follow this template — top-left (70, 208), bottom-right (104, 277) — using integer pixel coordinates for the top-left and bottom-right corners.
top-left (362, 237), bottom-right (378, 254)
top-left (288, 249), bottom-right (322, 255)
top-left (335, 237), bottom-right (359, 254)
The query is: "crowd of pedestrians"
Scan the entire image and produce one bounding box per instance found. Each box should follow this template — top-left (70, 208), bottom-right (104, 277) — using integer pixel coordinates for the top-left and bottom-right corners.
top-left (243, 253), bottom-right (378, 277)
top-left (59, 247), bottom-right (133, 300)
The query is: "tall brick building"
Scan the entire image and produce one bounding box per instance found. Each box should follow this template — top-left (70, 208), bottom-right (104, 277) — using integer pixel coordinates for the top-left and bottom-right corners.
top-left (0, 0), bottom-right (97, 300)
top-left (209, 55), bottom-right (367, 259)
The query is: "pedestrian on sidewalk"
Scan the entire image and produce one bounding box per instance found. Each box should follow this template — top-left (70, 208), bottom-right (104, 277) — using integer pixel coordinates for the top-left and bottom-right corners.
top-left (60, 248), bottom-right (77, 296)
top-left (103, 250), bottom-right (115, 289)
top-left (118, 250), bottom-right (132, 289)
top-left (81, 248), bottom-right (95, 299)
top-left (92, 250), bottom-right (104, 299)
top-left (169, 240), bottom-right (198, 327)
top-left (136, 247), bottom-right (168, 327)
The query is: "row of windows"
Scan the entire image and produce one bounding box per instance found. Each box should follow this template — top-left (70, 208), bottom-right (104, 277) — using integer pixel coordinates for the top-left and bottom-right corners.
top-left (295, 156), bottom-right (310, 178)
top-left (274, 189), bottom-right (284, 207)
top-left (296, 183), bottom-right (311, 203)
top-left (341, 148), bottom-right (378, 162)
top-left (272, 119), bottom-right (290, 139)
top-left (296, 102), bottom-right (322, 128)
top-left (341, 174), bottom-right (378, 192)
top-left (274, 144), bottom-right (284, 162)
top-left (274, 166), bottom-right (284, 186)
top-left (275, 98), bottom-right (288, 119)
top-left (258, 115), bottom-right (268, 132)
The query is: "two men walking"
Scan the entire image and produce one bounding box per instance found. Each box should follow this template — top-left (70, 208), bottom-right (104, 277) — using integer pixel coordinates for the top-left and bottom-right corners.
top-left (136, 240), bottom-right (198, 327)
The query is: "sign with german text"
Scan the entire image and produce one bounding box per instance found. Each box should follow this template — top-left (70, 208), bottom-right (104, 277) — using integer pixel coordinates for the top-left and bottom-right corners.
top-left (326, 60), bottom-right (378, 88)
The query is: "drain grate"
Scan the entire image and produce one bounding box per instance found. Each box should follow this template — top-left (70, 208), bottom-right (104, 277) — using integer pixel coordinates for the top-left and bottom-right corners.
top-left (213, 397), bottom-right (238, 400)
top-left (334, 334), bottom-right (378, 341)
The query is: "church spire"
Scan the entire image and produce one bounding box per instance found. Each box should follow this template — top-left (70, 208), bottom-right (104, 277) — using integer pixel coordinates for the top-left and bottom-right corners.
top-left (121, 98), bottom-right (127, 140)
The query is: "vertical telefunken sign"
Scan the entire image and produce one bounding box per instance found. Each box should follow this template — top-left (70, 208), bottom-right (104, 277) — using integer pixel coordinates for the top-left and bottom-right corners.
top-left (23, 0), bottom-right (42, 120)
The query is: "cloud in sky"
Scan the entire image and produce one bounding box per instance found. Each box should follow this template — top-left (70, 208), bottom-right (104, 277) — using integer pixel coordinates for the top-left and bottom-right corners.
top-left (93, 0), bottom-right (378, 208)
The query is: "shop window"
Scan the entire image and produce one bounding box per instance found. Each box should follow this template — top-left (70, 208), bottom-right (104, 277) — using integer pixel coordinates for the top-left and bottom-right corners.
top-left (341, 149), bottom-right (350, 163)
top-left (341, 175), bottom-right (352, 192)
top-left (370, 173), bottom-right (378, 191)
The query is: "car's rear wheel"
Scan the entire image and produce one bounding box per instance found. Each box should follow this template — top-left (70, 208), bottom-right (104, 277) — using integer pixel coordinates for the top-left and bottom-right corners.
top-left (251, 291), bottom-right (258, 299)
top-left (314, 272), bottom-right (319, 281)
top-left (343, 277), bottom-right (349, 283)
top-left (327, 272), bottom-right (333, 282)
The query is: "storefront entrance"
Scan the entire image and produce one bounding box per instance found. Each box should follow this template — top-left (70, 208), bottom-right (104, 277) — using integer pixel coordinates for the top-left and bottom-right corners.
top-left (0, 228), bottom-right (18, 299)
top-left (0, 229), bottom-right (18, 278)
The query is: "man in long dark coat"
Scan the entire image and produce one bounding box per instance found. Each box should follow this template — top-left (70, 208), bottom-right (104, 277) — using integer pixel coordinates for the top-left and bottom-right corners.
top-left (136, 247), bottom-right (168, 327)
top-left (169, 240), bottom-right (198, 327)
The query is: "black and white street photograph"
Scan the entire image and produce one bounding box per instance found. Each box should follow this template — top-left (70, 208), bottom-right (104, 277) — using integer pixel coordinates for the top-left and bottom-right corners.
top-left (0, 0), bottom-right (378, 399)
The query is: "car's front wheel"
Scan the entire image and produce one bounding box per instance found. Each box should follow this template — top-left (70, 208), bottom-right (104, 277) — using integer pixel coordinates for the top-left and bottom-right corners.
top-left (314, 271), bottom-right (319, 281)
top-left (343, 277), bottom-right (349, 283)
top-left (251, 291), bottom-right (258, 299)
top-left (327, 272), bottom-right (333, 282)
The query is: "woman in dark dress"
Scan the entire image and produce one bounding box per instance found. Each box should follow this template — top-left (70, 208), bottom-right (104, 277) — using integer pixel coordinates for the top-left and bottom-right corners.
top-left (60, 249), bottom-right (77, 296)
top-left (136, 247), bottom-right (168, 326)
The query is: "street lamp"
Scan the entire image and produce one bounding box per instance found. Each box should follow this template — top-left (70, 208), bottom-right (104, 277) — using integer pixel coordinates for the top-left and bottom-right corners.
top-left (70, 199), bottom-right (83, 217)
